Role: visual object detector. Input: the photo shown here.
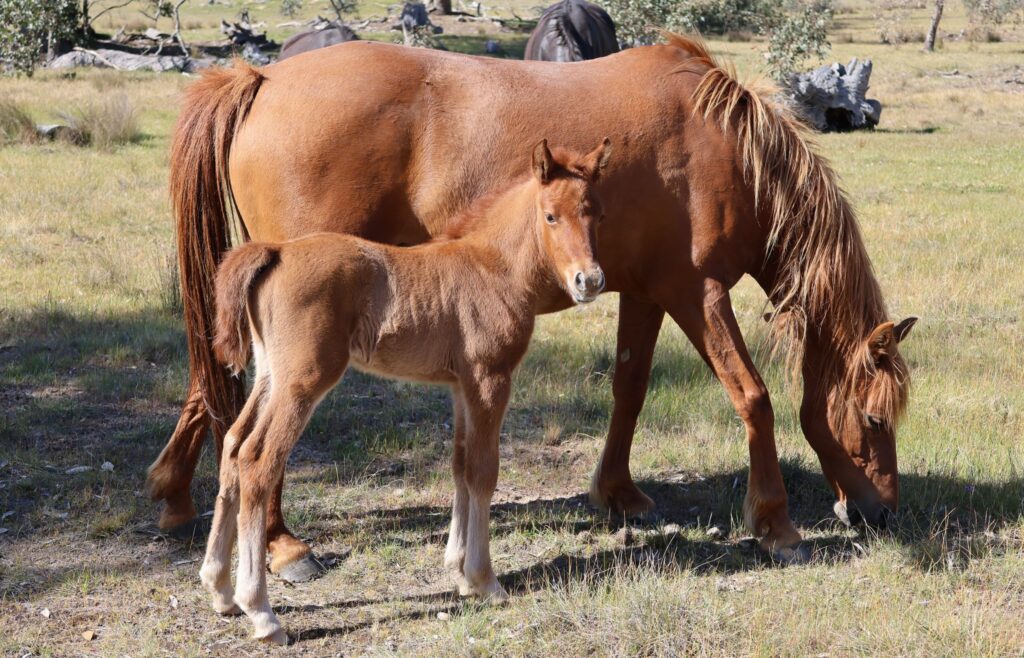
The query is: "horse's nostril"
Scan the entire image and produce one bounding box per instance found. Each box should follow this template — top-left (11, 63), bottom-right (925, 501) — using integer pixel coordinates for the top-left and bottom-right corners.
top-left (574, 272), bottom-right (586, 290)
top-left (594, 270), bottom-right (605, 290)
top-left (876, 506), bottom-right (894, 529)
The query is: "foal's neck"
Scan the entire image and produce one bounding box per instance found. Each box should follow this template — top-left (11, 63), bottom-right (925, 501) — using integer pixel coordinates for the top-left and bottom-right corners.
top-left (452, 181), bottom-right (552, 307)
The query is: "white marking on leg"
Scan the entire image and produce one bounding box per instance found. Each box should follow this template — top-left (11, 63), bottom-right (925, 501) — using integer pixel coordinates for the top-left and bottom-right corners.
top-left (200, 433), bottom-right (240, 615)
top-left (462, 489), bottom-right (507, 603)
top-left (235, 503), bottom-right (286, 644)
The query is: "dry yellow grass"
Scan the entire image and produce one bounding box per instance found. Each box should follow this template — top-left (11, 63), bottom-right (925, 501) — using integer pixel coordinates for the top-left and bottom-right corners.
top-left (1, 4), bottom-right (1023, 656)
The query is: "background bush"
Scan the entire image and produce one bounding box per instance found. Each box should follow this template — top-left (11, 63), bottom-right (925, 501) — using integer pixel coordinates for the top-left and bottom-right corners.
top-left (604, 0), bottom-right (833, 79)
top-left (0, 0), bottom-right (80, 76)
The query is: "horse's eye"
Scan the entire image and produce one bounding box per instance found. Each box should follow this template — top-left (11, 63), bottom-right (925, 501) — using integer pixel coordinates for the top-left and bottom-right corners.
top-left (545, 213), bottom-right (557, 225)
top-left (865, 413), bottom-right (885, 431)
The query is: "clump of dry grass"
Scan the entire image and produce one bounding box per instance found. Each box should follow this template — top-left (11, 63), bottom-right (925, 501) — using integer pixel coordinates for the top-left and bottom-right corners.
top-left (0, 100), bottom-right (38, 145)
top-left (57, 94), bottom-right (140, 148)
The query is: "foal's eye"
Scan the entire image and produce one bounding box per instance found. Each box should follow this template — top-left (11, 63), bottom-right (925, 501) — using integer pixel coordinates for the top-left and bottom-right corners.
top-left (865, 413), bottom-right (885, 432)
top-left (545, 213), bottom-right (557, 225)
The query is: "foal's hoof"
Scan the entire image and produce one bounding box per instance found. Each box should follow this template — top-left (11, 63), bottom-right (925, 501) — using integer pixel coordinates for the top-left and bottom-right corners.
top-left (460, 577), bottom-right (509, 604)
top-left (211, 598), bottom-right (242, 616)
top-left (162, 516), bottom-right (210, 542)
top-left (258, 627), bottom-right (290, 646)
top-left (769, 543), bottom-right (812, 565)
top-left (275, 554), bottom-right (326, 584)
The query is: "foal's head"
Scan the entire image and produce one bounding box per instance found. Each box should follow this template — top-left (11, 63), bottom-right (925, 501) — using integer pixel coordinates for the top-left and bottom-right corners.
top-left (531, 137), bottom-right (612, 304)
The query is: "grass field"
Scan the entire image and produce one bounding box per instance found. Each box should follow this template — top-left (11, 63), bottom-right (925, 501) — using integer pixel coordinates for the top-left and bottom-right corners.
top-left (2, 1), bottom-right (1024, 656)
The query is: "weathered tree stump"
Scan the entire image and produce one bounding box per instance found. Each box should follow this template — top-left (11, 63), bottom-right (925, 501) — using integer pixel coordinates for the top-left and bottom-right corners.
top-left (787, 59), bottom-right (882, 132)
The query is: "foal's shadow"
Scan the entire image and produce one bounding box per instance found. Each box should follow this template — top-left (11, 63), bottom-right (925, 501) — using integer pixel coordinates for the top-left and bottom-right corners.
top-left (277, 458), bottom-right (1024, 643)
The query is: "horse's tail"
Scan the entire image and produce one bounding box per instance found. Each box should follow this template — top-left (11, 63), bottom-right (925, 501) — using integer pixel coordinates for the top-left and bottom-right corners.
top-left (213, 243), bottom-right (278, 376)
top-left (169, 60), bottom-right (264, 435)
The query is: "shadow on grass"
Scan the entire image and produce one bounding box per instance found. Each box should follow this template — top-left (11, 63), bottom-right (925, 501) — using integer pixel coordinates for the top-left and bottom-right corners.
top-left (2, 304), bottom-right (1022, 620)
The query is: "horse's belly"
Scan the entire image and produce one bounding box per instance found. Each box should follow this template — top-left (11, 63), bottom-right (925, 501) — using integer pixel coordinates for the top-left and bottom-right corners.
top-left (349, 337), bottom-right (456, 386)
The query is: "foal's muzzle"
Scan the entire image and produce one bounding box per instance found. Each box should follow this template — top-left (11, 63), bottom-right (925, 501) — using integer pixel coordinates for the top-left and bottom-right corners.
top-left (571, 266), bottom-right (605, 303)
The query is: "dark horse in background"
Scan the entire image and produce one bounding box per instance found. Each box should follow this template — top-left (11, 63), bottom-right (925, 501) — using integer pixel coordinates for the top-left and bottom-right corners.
top-left (524, 0), bottom-right (619, 62)
top-left (278, 22), bottom-right (358, 61)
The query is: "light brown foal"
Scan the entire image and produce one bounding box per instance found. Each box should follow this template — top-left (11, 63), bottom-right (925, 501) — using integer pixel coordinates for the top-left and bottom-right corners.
top-left (199, 139), bottom-right (611, 644)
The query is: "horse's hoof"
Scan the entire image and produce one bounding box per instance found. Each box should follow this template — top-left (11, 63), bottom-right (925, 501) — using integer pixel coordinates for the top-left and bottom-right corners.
top-left (163, 516), bottom-right (210, 542)
top-left (275, 554), bottom-right (326, 584)
top-left (770, 543), bottom-right (812, 565)
top-left (258, 627), bottom-right (290, 646)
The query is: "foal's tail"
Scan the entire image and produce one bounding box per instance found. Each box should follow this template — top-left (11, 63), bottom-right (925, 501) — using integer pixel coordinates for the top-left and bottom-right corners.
top-left (213, 243), bottom-right (278, 376)
top-left (170, 60), bottom-right (264, 435)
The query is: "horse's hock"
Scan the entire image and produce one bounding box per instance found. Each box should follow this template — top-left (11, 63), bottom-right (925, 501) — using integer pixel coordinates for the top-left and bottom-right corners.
top-left (787, 59), bottom-right (882, 132)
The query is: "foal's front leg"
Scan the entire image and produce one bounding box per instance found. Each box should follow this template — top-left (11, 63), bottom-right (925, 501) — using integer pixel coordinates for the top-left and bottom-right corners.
top-left (444, 389), bottom-right (473, 594)
top-left (455, 373), bottom-right (511, 602)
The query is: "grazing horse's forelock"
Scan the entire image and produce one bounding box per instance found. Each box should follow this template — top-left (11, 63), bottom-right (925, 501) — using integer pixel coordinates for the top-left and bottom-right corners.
top-left (666, 32), bottom-right (908, 429)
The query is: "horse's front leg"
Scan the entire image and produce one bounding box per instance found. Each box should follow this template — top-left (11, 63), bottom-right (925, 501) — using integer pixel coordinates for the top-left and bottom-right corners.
top-left (662, 280), bottom-right (804, 561)
top-left (590, 293), bottom-right (664, 515)
top-left (455, 372), bottom-right (511, 602)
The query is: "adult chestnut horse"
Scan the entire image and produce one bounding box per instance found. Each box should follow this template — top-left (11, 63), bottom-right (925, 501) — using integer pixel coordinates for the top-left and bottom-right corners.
top-left (150, 34), bottom-right (916, 580)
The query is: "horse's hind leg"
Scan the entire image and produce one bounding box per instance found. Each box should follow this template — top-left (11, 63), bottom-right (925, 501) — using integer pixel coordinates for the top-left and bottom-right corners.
top-left (590, 293), bottom-right (664, 516)
top-left (444, 389), bottom-right (472, 594)
top-left (200, 370), bottom-right (269, 616)
top-left (661, 281), bottom-right (804, 560)
top-left (147, 381), bottom-right (210, 532)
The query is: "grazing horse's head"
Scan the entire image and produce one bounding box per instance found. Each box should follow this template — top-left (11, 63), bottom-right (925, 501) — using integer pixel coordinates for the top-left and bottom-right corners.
top-left (531, 137), bottom-right (612, 304)
top-left (818, 316), bottom-right (917, 528)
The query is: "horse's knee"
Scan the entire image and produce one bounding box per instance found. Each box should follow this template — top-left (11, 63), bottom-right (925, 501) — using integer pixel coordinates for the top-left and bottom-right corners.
top-left (738, 387), bottom-right (774, 427)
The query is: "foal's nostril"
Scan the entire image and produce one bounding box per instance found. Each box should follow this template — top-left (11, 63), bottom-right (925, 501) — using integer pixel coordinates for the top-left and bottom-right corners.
top-left (574, 271), bottom-right (586, 291)
top-left (594, 269), bottom-right (605, 291)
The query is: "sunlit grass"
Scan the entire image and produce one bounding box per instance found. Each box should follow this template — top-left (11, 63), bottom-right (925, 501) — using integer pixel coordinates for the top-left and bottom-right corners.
top-left (1, 8), bottom-right (1023, 655)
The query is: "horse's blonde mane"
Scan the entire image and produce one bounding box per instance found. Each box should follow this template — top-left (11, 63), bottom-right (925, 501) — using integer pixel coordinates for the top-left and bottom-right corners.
top-left (664, 33), bottom-right (907, 427)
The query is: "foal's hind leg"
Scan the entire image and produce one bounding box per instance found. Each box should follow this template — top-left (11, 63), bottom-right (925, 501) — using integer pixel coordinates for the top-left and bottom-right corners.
top-left (233, 389), bottom-right (315, 645)
top-left (200, 371), bottom-right (269, 615)
top-left (456, 374), bottom-right (511, 602)
top-left (661, 281), bottom-right (804, 560)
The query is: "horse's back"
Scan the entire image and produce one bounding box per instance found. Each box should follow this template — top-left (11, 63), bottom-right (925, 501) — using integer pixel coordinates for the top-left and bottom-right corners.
top-left (228, 41), bottom-right (742, 278)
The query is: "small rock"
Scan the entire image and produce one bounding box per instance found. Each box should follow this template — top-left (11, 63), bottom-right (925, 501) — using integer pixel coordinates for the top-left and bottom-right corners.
top-left (663, 523), bottom-right (682, 536)
top-left (706, 526), bottom-right (724, 539)
top-left (82, 630), bottom-right (95, 641)
top-left (614, 526), bottom-right (633, 546)
top-left (0, 528), bottom-right (7, 535)
top-left (40, 608), bottom-right (51, 619)
top-left (101, 461), bottom-right (114, 472)
top-left (436, 611), bottom-right (449, 621)
top-left (394, 488), bottom-right (405, 497)
top-left (169, 595), bottom-right (179, 609)
top-left (65, 466), bottom-right (92, 475)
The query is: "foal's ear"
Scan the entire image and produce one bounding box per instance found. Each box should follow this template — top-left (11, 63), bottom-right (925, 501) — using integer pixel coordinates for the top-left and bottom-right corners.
top-left (533, 139), bottom-right (554, 184)
top-left (866, 321), bottom-right (896, 362)
top-left (894, 316), bottom-right (918, 343)
top-left (584, 137), bottom-right (613, 179)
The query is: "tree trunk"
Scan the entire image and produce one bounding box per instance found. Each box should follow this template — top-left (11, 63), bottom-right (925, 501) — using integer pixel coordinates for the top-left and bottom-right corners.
top-left (924, 0), bottom-right (944, 52)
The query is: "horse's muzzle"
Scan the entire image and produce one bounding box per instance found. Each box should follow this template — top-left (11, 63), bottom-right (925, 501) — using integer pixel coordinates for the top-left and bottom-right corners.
top-left (572, 266), bottom-right (605, 302)
top-left (834, 500), bottom-right (894, 529)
